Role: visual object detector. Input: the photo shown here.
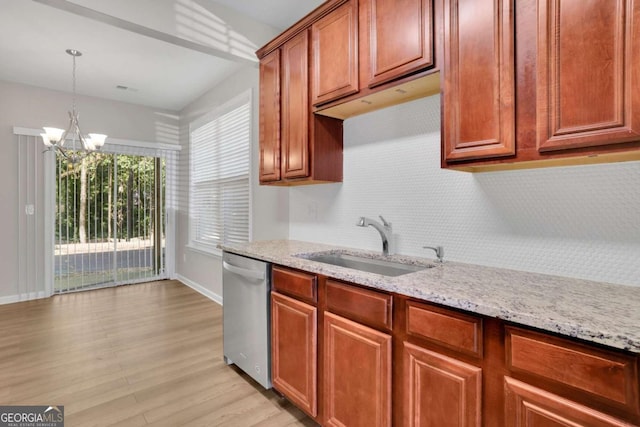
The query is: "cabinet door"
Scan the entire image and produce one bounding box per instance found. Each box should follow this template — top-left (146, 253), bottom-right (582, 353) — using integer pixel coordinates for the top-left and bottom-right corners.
top-left (271, 291), bottom-right (317, 417)
top-left (324, 312), bottom-right (391, 427)
top-left (281, 30), bottom-right (310, 179)
top-left (311, 0), bottom-right (359, 106)
top-left (443, 0), bottom-right (515, 162)
top-left (403, 342), bottom-right (481, 427)
top-left (259, 50), bottom-right (281, 183)
top-left (505, 377), bottom-right (633, 427)
top-left (537, 0), bottom-right (640, 152)
top-left (366, 0), bottom-right (433, 87)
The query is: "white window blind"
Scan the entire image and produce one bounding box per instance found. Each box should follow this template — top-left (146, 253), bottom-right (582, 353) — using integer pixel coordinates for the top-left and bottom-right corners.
top-left (190, 92), bottom-right (251, 251)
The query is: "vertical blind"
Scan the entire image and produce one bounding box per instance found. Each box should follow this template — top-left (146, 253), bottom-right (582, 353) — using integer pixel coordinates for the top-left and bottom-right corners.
top-left (16, 135), bottom-right (46, 301)
top-left (190, 92), bottom-right (251, 250)
top-left (14, 128), bottom-right (180, 298)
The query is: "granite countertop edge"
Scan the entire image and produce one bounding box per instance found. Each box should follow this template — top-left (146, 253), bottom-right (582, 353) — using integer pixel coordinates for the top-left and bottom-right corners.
top-left (220, 240), bottom-right (640, 354)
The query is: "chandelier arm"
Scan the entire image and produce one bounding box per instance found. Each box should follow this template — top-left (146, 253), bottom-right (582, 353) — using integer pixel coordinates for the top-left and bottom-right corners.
top-left (55, 145), bottom-right (71, 160)
top-left (73, 116), bottom-right (88, 148)
top-left (55, 111), bottom-right (78, 148)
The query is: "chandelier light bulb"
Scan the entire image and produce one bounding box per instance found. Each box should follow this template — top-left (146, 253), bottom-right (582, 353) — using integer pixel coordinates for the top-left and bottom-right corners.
top-left (43, 127), bottom-right (65, 143)
top-left (88, 133), bottom-right (107, 148)
top-left (40, 133), bottom-right (53, 147)
top-left (85, 138), bottom-right (96, 151)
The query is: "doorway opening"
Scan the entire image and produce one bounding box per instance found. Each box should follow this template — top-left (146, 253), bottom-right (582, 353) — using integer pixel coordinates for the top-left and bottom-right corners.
top-left (54, 152), bottom-right (166, 293)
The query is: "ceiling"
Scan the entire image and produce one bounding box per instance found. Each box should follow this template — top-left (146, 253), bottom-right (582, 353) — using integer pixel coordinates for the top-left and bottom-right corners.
top-left (0, 0), bottom-right (324, 111)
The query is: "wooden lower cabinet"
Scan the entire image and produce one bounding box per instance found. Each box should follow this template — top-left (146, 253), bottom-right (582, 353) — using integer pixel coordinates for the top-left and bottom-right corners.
top-left (324, 311), bottom-right (392, 427)
top-left (271, 291), bottom-right (318, 417)
top-left (402, 342), bottom-right (482, 427)
top-left (506, 327), bottom-right (639, 414)
top-left (505, 377), bottom-right (634, 427)
top-left (268, 269), bottom-right (639, 426)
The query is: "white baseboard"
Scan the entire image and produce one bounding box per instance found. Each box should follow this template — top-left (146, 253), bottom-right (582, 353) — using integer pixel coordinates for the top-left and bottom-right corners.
top-left (0, 290), bottom-right (49, 306)
top-left (176, 274), bottom-right (223, 306)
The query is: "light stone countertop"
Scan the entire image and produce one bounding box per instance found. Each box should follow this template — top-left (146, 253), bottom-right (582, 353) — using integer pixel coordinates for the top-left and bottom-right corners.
top-left (220, 240), bottom-right (640, 354)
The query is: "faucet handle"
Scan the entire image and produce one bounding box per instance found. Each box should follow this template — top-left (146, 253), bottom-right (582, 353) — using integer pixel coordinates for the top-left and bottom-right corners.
top-left (379, 215), bottom-right (391, 228)
top-left (423, 245), bottom-right (444, 263)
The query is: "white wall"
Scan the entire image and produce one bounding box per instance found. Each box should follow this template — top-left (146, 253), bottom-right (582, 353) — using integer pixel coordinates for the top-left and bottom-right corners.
top-left (176, 67), bottom-right (289, 302)
top-left (5, 70), bottom-right (638, 304)
top-left (0, 80), bottom-right (179, 301)
top-left (289, 95), bottom-right (640, 287)
top-left (73, 0), bottom-right (278, 63)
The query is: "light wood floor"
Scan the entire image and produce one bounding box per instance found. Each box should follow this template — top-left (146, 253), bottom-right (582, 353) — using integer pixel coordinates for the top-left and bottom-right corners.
top-left (0, 280), bottom-right (317, 426)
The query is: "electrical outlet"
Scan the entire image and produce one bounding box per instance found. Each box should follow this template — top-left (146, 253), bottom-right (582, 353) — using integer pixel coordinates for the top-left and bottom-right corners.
top-left (25, 204), bottom-right (35, 215)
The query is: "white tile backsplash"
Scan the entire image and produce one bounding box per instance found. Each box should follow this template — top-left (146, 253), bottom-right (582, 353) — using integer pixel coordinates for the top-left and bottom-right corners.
top-left (289, 95), bottom-right (640, 287)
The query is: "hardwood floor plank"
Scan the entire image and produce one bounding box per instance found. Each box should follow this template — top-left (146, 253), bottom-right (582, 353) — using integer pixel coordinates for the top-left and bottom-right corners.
top-left (6, 363), bottom-right (124, 404)
top-left (186, 393), bottom-right (281, 427)
top-left (0, 280), bottom-right (317, 426)
top-left (64, 393), bottom-right (141, 427)
top-left (106, 414), bottom-right (149, 427)
top-left (138, 371), bottom-right (244, 424)
top-left (123, 347), bottom-right (216, 386)
top-left (41, 377), bottom-right (131, 415)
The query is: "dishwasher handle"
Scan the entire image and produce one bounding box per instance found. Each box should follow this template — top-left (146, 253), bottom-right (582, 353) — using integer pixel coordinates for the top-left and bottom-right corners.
top-left (223, 261), bottom-right (266, 281)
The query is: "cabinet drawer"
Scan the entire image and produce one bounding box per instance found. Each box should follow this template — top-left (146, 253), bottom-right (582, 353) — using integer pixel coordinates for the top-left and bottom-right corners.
top-left (272, 266), bottom-right (317, 304)
top-left (406, 301), bottom-right (483, 358)
top-left (325, 280), bottom-right (392, 331)
top-left (505, 377), bottom-right (635, 427)
top-left (506, 327), bottom-right (639, 412)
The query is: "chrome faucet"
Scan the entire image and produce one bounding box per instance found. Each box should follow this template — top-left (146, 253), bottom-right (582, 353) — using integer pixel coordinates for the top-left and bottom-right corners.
top-left (423, 245), bottom-right (444, 263)
top-left (357, 216), bottom-right (392, 256)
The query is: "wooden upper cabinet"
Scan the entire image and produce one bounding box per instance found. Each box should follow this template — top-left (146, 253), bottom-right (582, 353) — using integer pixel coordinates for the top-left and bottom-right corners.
top-left (281, 30), bottom-right (311, 180)
top-left (259, 50), bottom-right (281, 183)
top-left (537, 0), bottom-right (640, 152)
top-left (443, 0), bottom-right (515, 162)
top-left (366, 0), bottom-right (434, 87)
top-left (277, 29), bottom-right (343, 184)
top-left (311, 0), bottom-right (359, 106)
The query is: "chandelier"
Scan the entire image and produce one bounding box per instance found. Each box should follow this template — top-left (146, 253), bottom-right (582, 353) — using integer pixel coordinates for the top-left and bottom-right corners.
top-left (41, 49), bottom-right (107, 163)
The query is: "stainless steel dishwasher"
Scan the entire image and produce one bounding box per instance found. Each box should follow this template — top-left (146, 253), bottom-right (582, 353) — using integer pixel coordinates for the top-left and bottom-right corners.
top-left (222, 251), bottom-right (272, 389)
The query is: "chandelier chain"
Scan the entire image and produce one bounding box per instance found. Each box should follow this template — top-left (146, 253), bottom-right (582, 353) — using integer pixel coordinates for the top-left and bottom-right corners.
top-left (72, 53), bottom-right (77, 115)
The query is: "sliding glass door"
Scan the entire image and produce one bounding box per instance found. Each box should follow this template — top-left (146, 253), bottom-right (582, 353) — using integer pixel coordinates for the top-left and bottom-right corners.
top-left (54, 152), bottom-right (166, 293)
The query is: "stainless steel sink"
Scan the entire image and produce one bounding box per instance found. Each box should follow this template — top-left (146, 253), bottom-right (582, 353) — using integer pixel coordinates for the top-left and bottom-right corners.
top-left (301, 252), bottom-right (434, 277)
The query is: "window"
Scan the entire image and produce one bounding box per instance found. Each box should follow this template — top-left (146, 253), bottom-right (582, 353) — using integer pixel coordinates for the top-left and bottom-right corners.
top-left (189, 91), bottom-right (251, 252)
